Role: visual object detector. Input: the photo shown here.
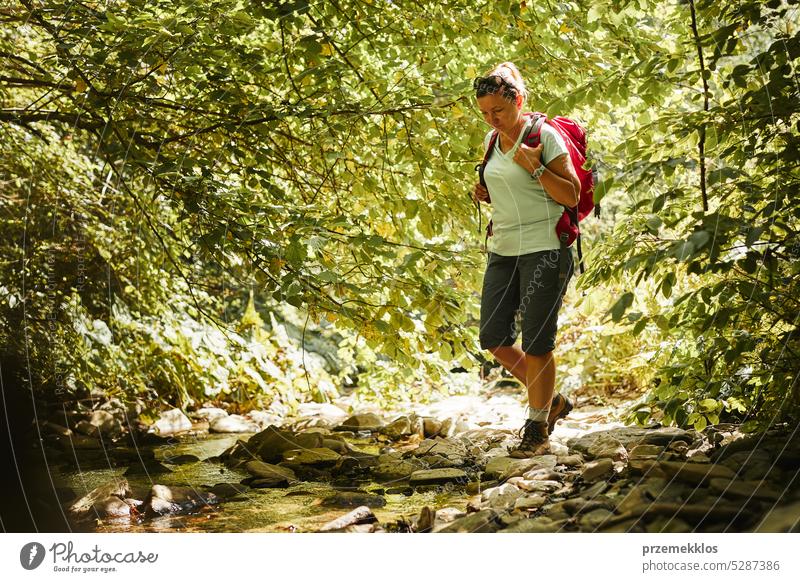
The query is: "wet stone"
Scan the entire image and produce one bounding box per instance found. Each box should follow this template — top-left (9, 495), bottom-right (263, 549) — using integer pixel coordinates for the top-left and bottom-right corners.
top-left (282, 447), bottom-right (341, 466)
top-left (409, 468), bottom-right (468, 486)
top-left (322, 491), bottom-right (387, 508)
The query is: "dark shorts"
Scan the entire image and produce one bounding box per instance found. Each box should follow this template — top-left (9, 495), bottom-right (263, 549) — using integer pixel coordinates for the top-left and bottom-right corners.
top-left (479, 247), bottom-right (574, 356)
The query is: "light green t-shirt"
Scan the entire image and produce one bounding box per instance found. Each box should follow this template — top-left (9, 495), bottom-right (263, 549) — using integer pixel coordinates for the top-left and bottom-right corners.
top-left (482, 116), bottom-right (569, 256)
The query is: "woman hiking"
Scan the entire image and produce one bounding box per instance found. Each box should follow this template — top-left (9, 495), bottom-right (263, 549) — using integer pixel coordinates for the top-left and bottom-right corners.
top-left (472, 62), bottom-right (580, 458)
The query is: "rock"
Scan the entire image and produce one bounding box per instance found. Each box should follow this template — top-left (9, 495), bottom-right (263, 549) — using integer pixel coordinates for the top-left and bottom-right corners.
top-left (582, 481), bottom-right (609, 498)
top-left (163, 454), bottom-right (201, 464)
top-left (149, 409), bottom-right (192, 436)
top-left (248, 426), bottom-right (325, 463)
top-left (210, 414), bottom-right (259, 433)
top-left (143, 484), bottom-right (219, 516)
top-left (423, 418), bottom-right (443, 438)
top-left (587, 434), bottom-right (628, 461)
top-left (568, 427), bottom-right (694, 455)
top-left (70, 482), bottom-right (127, 520)
top-left (205, 483), bottom-right (249, 498)
top-left (707, 478), bottom-right (781, 501)
top-left (124, 461), bottom-right (173, 476)
top-left (428, 507), bottom-right (467, 532)
top-left (508, 478), bottom-right (561, 494)
top-left (484, 455), bottom-right (551, 480)
top-left (75, 410), bottom-right (120, 437)
top-left (628, 444), bottom-right (665, 459)
top-left (335, 413), bottom-right (384, 432)
top-left (91, 496), bottom-right (131, 518)
top-left (409, 468), bottom-right (468, 486)
top-left (579, 508), bottom-right (614, 530)
top-left (60, 435), bottom-right (103, 450)
top-left (372, 459), bottom-right (427, 482)
top-left (480, 483), bottom-right (524, 509)
top-left (319, 506), bottom-right (378, 532)
top-left (626, 459), bottom-right (667, 478)
top-left (645, 517), bottom-right (693, 533)
top-left (407, 438), bottom-right (467, 463)
top-left (295, 403), bottom-right (348, 428)
top-left (321, 438), bottom-right (350, 455)
top-left (500, 516), bottom-right (563, 533)
top-left (437, 509), bottom-right (499, 533)
top-left (414, 506), bottom-right (436, 532)
top-left (657, 461), bottom-right (736, 485)
top-left (322, 491), bottom-right (387, 508)
top-left (282, 447), bottom-right (341, 466)
top-left (514, 495), bottom-right (546, 511)
top-left (466, 480), bottom-right (498, 495)
top-left (247, 410), bottom-right (283, 429)
top-left (244, 460), bottom-right (296, 481)
top-left (582, 458), bottom-right (614, 482)
top-left (191, 407), bottom-right (228, 423)
top-left (754, 500), bottom-right (800, 532)
top-left (522, 468), bottom-right (563, 481)
top-left (557, 454), bottom-right (584, 467)
top-left (381, 416), bottom-right (413, 439)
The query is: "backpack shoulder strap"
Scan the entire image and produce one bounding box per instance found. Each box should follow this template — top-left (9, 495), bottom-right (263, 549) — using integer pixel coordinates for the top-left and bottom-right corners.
top-left (522, 112), bottom-right (547, 147)
top-left (476, 130), bottom-right (499, 188)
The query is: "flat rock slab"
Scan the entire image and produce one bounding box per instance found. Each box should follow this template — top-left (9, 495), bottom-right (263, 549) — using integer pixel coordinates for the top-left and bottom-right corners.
top-left (657, 460), bottom-right (736, 484)
top-left (244, 460), bottom-right (296, 481)
top-left (484, 455), bottom-right (553, 480)
top-left (568, 427), bottom-right (695, 454)
top-left (407, 438), bottom-right (467, 461)
top-left (372, 459), bottom-right (426, 482)
top-left (334, 413), bottom-right (384, 432)
top-left (282, 447), bottom-right (341, 466)
top-left (409, 468), bottom-right (468, 486)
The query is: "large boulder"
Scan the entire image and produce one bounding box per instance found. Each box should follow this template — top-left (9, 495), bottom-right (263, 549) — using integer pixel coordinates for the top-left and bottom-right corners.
top-left (244, 460), bottom-right (296, 482)
top-left (247, 426), bottom-right (325, 463)
top-left (210, 414), bottom-right (259, 433)
top-left (335, 413), bottom-right (384, 432)
top-left (149, 409), bottom-right (192, 436)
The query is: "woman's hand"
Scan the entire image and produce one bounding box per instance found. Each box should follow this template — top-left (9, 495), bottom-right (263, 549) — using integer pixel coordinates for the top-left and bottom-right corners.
top-left (473, 182), bottom-right (490, 203)
top-left (512, 142), bottom-right (544, 174)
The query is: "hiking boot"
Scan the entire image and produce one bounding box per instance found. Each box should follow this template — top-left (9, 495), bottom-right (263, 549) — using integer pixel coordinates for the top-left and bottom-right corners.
top-left (547, 393), bottom-right (574, 434)
top-left (508, 419), bottom-right (550, 458)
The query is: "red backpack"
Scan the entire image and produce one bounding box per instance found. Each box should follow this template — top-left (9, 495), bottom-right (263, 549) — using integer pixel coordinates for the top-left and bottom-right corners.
top-left (475, 111), bottom-right (598, 272)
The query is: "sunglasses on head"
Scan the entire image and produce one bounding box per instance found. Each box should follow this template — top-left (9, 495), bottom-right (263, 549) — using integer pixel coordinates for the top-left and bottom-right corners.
top-left (473, 75), bottom-right (518, 99)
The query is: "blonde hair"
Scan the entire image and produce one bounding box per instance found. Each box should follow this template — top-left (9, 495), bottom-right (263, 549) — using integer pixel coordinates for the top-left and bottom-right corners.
top-left (482, 61), bottom-right (528, 103)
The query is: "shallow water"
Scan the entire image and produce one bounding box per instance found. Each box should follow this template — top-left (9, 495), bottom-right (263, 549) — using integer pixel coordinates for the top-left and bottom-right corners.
top-left (56, 433), bottom-right (470, 533)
